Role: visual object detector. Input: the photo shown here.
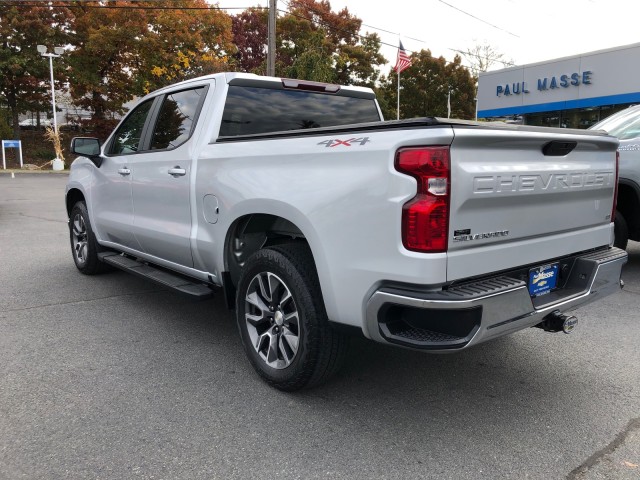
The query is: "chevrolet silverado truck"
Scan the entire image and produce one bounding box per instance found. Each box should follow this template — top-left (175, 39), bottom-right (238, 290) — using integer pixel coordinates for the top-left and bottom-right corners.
top-left (65, 72), bottom-right (627, 391)
top-left (590, 104), bottom-right (640, 250)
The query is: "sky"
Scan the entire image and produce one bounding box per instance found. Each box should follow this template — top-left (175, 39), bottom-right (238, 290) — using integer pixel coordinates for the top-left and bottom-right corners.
top-left (219, 0), bottom-right (640, 72)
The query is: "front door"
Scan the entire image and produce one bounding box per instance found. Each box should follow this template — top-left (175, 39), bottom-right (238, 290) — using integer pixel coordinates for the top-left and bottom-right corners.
top-left (91, 98), bottom-right (155, 249)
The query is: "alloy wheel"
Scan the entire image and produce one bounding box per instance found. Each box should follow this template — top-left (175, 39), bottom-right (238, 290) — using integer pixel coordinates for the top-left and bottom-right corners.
top-left (72, 213), bottom-right (88, 265)
top-left (244, 272), bottom-right (300, 369)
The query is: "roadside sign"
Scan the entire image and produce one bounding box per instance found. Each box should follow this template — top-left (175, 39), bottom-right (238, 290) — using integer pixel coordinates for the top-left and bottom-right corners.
top-left (2, 139), bottom-right (23, 169)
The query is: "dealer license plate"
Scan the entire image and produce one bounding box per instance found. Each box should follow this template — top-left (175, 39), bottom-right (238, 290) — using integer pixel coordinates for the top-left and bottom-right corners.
top-left (528, 263), bottom-right (559, 297)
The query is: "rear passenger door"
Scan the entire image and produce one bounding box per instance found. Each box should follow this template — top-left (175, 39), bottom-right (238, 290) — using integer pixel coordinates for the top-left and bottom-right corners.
top-left (131, 85), bottom-right (208, 268)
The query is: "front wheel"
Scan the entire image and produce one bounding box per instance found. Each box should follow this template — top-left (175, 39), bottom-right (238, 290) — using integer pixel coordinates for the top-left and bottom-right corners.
top-left (69, 201), bottom-right (109, 275)
top-left (236, 243), bottom-right (348, 391)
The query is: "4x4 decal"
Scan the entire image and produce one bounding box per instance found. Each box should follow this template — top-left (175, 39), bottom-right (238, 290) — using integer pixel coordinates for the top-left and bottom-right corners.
top-left (317, 137), bottom-right (371, 147)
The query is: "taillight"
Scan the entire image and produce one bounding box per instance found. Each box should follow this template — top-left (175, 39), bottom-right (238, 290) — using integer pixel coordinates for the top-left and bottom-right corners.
top-left (612, 150), bottom-right (619, 223)
top-left (395, 146), bottom-right (450, 253)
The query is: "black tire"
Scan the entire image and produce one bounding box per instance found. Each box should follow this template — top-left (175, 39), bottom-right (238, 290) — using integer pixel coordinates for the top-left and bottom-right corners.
top-left (614, 210), bottom-right (629, 250)
top-left (235, 243), bottom-right (348, 391)
top-left (69, 201), bottom-right (109, 275)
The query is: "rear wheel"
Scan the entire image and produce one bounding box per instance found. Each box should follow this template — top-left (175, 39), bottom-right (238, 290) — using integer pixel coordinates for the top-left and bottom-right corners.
top-left (69, 201), bottom-right (109, 275)
top-left (236, 243), bottom-right (348, 391)
top-left (614, 210), bottom-right (628, 250)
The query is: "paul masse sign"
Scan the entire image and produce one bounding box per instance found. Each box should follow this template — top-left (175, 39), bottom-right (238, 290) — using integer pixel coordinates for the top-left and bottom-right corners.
top-left (477, 43), bottom-right (640, 118)
top-left (496, 71), bottom-right (593, 97)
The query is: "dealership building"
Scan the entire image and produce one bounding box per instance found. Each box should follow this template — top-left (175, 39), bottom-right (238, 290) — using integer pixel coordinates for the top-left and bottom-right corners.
top-left (477, 42), bottom-right (640, 128)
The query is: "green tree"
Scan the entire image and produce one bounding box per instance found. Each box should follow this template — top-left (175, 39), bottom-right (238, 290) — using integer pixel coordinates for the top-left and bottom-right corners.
top-left (279, 0), bottom-right (385, 85)
top-left (377, 50), bottom-right (476, 120)
top-left (231, 0), bottom-right (385, 86)
top-left (0, 2), bottom-right (71, 138)
top-left (0, 109), bottom-right (12, 140)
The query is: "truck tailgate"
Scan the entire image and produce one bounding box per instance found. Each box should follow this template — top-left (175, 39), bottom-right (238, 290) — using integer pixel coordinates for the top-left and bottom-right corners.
top-left (447, 125), bottom-right (619, 281)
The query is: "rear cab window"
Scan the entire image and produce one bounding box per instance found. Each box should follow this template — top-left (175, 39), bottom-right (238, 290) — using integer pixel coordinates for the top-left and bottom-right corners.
top-left (219, 81), bottom-right (381, 137)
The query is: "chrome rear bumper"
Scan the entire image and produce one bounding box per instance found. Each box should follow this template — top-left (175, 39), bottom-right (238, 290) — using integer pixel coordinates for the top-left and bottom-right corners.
top-left (365, 247), bottom-right (628, 351)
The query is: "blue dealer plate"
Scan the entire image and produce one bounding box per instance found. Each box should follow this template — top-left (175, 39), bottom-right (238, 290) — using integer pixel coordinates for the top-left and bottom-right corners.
top-left (528, 263), bottom-right (559, 297)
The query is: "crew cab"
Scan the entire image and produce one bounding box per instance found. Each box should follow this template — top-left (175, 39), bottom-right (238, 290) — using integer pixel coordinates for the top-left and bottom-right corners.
top-left (65, 72), bottom-right (627, 390)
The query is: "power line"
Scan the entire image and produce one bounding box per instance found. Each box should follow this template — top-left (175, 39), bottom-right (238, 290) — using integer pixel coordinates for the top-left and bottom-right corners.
top-left (449, 48), bottom-right (515, 67)
top-left (280, 0), bottom-right (411, 52)
top-left (436, 0), bottom-right (519, 38)
top-left (7, 0), bottom-right (511, 70)
top-left (2, 1), bottom-right (262, 10)
top-left (280, 0), bottom-right (497, 69)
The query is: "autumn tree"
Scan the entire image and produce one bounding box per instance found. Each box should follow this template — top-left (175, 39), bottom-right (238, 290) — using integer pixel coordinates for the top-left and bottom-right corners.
top-left (377, 50), bottom-right (476, 120)
top-left (0, 2), bottom-right (71, 138)
top-left (141, 0), bottom-right (233, 90)
top-left (232, 7), bottom-right (268, 74)
top-left (67, 0), bottom-right (233, 134)
top-left (67, 2), bottom-right (147, 132)
top-left (231, 0), bottom-right (385, 86)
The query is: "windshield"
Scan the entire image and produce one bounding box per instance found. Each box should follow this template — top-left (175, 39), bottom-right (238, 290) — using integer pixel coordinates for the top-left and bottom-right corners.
top-left (590, 106), bottom-right (640, 140)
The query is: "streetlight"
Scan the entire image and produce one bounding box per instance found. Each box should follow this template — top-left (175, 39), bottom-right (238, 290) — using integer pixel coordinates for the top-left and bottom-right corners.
top-left (37, 44), bottom-right (64, 170)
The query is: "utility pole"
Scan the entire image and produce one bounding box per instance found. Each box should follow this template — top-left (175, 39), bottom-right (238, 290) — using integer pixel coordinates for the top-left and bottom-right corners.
top-left (267, 0), bottom-right (277, 76)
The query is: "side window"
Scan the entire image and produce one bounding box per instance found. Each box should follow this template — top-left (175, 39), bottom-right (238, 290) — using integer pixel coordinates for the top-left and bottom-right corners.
top-left (617, 115), bottom-right (640, 140)
top-left (150, 87), bottom-right (205, 150)
top-left (109, 99), bottom-right (154, 155)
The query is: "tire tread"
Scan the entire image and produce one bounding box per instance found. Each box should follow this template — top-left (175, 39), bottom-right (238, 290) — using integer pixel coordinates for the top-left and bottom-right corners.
top-left (70, 201), bottom-right (110, 275)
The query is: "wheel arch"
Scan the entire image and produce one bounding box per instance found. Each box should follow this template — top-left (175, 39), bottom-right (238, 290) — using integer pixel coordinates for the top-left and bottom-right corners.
top-left (617, 179), bottom-right (640, 241)
top-left (66, 188), bottom-right (86, 217)
top-left (221, 210), bottom-right (335, 318)
top-left (224, 213), bottom-right (309, 288)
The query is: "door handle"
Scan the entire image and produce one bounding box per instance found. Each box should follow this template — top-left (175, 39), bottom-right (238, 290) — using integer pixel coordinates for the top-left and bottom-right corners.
top-left (117, 168), bottom-right (131, 176)
top-left (168, 167), bottom-right (186, 177)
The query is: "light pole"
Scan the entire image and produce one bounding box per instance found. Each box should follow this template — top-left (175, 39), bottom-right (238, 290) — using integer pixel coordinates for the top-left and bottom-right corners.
top-left (37, 45), bottom-right (64, 170)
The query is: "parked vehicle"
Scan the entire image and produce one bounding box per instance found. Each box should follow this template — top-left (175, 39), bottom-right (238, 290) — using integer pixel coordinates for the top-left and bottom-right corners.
top-left (18, 118), bottom-right (51, 130)
top-left (590, 105), bottom-right (640, 249)
top-left (65, 72), bottom-right (627, 390)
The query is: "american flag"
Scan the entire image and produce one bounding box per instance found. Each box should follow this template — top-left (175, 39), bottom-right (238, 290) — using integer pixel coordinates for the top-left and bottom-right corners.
top-left (394, 41), bottom-right (412, 73)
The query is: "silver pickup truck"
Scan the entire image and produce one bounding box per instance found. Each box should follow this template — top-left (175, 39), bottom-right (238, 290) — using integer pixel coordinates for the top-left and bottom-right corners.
top-left (66, 72), bottom-right (627, 391)
top-left (590, 104), bottom-right (640, 250)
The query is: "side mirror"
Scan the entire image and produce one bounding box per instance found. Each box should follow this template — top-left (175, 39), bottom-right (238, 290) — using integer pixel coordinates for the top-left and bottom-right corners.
top-left (70, 137), bottom-right (103, 167)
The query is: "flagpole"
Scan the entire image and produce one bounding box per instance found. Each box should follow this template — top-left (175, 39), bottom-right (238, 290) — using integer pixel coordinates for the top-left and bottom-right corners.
top-left (397, 70), bottom-right (400, 121)
top-left (395, 38), bottom-right (411, 121)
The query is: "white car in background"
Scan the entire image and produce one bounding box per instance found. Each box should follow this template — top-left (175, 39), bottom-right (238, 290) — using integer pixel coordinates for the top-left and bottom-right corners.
top-left (18, 118), bottom-right (51, 129)
top-left (590, 105), bottom-right (640, 249)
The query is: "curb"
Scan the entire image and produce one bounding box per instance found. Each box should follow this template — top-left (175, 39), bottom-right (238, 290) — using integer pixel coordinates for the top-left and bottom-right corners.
top-left (1, 169), bottom-right (69, 175)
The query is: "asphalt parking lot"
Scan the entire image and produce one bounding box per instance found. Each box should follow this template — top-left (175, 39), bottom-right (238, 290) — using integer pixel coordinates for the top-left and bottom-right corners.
top-left (1, 173), bottom-right (638, 480)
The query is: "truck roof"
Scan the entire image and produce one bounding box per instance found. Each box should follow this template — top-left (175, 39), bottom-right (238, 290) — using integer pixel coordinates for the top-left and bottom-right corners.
top-left (139, 72), bottom-right (375, 102)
